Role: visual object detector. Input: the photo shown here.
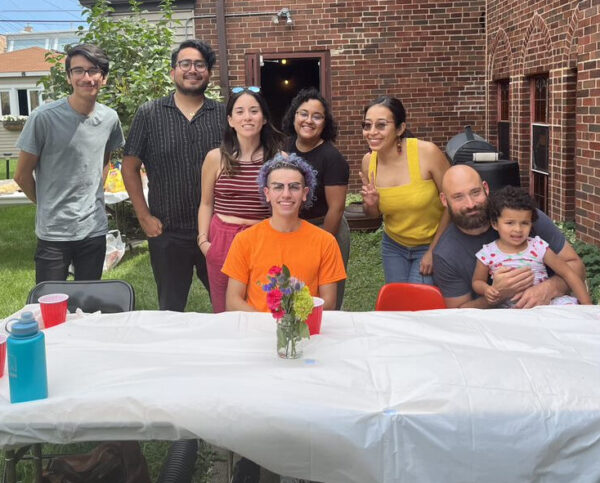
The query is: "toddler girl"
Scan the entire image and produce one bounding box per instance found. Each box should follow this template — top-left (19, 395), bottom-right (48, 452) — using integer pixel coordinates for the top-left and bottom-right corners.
top-left (472, 186), bottom-right (591, 307)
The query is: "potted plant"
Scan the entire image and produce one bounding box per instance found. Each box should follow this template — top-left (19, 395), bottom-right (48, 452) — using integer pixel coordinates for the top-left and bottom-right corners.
top-left (1, 115), bottom-right (28, 131)
top-left (344, 193), bottom-right (383, 231)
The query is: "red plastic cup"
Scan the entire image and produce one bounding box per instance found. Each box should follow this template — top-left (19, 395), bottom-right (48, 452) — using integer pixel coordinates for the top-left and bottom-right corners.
top-left (38, 293), bottom-right (69, 328)
top-left (0, 335), bottom-right (6, 378)
top-left (305, 296), bottom-right (324, 335)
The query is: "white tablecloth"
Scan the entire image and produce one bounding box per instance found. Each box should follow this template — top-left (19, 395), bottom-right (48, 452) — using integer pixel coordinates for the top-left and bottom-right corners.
top-left (1, 307), bottom-right (599, 483)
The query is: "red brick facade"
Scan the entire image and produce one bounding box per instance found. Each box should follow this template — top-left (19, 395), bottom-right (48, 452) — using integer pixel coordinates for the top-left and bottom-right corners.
top-left (193, 0), bottom-right (600, 244)
top-left (193, 0), bottom-right (487, 191)
top-left (487, 0), bottom-right (600, 244)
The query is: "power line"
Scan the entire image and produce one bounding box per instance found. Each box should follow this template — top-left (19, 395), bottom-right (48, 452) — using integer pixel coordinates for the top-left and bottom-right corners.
top-left (0, 14), bottom-right (22, 33)
top-left (0, 20), bottom-right (85, 23)
top-left (41, 0), bottom-right (83, 21)
top-left (3, 10), bottom-right (83, 13)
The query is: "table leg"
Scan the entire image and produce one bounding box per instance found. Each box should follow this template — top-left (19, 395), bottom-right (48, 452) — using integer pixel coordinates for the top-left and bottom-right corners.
top-left (32, 444), bottom-right (43, 483)
top-left (4, 449), bottom-right (17, 483)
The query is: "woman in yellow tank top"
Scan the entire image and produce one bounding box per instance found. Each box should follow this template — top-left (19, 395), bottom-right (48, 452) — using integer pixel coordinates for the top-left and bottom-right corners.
top-left (359, 96), bottom-right (450, 285)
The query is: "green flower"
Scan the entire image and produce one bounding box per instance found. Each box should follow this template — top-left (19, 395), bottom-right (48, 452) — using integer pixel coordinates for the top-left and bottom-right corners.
top-left (292, 286), bottom-right (314, 321)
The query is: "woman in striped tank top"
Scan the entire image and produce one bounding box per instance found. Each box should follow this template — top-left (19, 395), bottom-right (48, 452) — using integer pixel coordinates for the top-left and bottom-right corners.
top-left (198, 87), bottom-right (283, 312)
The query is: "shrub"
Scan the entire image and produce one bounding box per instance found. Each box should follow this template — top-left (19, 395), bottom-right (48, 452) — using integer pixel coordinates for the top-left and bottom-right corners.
top-left (39, 0), bottom-right (223, 138)
top-left (556, 221), bottom-right (600, 303)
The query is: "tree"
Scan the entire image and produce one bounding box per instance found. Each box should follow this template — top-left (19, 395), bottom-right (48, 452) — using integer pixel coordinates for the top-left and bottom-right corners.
top-left (39, 0), bottom-right (223, 137)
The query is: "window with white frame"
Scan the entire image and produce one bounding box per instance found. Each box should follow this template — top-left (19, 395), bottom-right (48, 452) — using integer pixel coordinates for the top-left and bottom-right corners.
top-left (497, 79), bottom-right (510, 159)
top-left (530, 75), bottom-right (549, 213)
top-left (0, 91), bottom-right (10, 116)
top-left (56, 37), bottom-right (80, 52)
top-left (29, 90), bottom-right (42, 113)
top-left (11, 38), bottom-right (47, 51)
top-left (16, 89), bottom-right (43, 116)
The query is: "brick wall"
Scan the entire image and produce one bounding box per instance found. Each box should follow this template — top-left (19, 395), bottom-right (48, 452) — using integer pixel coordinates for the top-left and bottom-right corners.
top-left (487, 0), bottom-right (600, 245)
top-left (575, 0), bottom-right (600, 244)
top-left (193, 0), bottom-right (487, 191)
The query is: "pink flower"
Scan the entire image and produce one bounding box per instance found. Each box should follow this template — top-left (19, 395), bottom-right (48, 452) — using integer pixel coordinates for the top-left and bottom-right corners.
top-left (271, 306), bottom-right (285, 319)
top-left (268, 266), bottom-right (282, 276)
top-left (267, 288), bottom-right (283, 312)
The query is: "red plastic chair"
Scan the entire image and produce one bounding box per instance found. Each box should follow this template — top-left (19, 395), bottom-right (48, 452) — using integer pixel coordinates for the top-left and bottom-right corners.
top-left (375, 283), bottom-right (446, 311)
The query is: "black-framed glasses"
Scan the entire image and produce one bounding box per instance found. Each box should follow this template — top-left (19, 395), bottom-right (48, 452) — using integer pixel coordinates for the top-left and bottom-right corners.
top-left (69, 67), bottom-right (103, 77)
top-left (295, 110), bottom-right (325, 123)
top-left (231, 86), bottom-right (261, 94)
top-left (361, 120), bottom-right (394, 132)
top-left (176, 60), bottom-right (208, 72)
top-left (268, 181), bottom-right (303, 193)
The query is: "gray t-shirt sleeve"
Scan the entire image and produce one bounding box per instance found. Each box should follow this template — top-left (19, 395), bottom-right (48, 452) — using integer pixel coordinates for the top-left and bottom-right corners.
top-left (16, 110), bottom-right (45, 156)
top-left (532, 209), bottom-right (565, 254)
top-left (106, 115), bottom-right (125, 153)
top-left (433, 250), bottom-right (472, 299)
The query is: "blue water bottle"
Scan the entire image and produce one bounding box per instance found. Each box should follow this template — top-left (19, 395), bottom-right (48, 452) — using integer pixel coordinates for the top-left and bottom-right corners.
top-left (6, 311), bottom-right (48, 403)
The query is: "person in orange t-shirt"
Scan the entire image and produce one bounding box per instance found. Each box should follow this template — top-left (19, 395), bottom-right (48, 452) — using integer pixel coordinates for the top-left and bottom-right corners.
top-left (222, 153), bottom-right (346, 311)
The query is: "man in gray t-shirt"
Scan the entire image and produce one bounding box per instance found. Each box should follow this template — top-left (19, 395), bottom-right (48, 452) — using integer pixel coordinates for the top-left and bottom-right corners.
top-left (432, 165), bottom-right (585, 309)
top-left (15, 44), bottom-right (124, 283)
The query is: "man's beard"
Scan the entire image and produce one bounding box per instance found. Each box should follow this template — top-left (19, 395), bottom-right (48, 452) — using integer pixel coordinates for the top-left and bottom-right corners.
top-left (448, 200), bottom-right (489, 231)
top-left (175, 76), bottom-right (208, 96)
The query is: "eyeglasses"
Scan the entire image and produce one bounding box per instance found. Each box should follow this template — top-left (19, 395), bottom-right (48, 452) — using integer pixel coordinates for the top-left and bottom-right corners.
top-left (176, 60), bottom-right (208, 72)
top-left (231, 86), bottom-right (261, 94)
top-left (268, 182), bottom-right (303, 193)
top-left (69, 67), bottom-right (103, 78)
top-left (295, 110), bottom-right (325, 123)
top-left (361, 121), bottom-right (394, 132)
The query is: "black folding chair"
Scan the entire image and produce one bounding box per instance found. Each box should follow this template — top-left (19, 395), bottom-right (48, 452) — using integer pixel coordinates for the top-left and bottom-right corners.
top-left (4, 280), bottom-right (136, 483)
top-left (27, 279), bottom-right (135, 313)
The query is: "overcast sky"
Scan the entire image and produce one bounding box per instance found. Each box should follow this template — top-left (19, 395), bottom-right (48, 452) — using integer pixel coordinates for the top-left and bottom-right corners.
top-left (1, 0), bottom-right (86, 34)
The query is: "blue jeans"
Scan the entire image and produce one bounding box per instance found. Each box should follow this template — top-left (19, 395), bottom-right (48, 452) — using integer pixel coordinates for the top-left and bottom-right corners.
top-left (381, 232), bottom-right (433, 285)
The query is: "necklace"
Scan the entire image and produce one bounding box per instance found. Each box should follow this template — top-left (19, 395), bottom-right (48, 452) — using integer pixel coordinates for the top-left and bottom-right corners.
top-left (175, 93), bottom-right (204, 119)
top-left (296, 138), bottom-right (323, 152)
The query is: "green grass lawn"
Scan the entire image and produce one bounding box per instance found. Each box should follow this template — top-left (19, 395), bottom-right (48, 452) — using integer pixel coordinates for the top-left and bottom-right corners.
top-left (0, 203), bottom-right (384, 480)
top-left (0, 205), bottom-right (383, 317)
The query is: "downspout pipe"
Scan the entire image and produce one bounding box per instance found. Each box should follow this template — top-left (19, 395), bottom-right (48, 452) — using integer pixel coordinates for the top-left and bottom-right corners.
top-left (216, 0), bottom-right (229, 97)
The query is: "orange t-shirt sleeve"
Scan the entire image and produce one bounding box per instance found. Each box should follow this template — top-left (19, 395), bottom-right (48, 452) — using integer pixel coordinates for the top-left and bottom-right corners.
top-left (318, 234), bottom-right (347, 285)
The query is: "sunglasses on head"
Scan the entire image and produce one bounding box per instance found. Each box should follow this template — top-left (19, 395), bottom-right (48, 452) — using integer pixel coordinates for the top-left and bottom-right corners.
top-left (231, 86), bottom-right (261, 94)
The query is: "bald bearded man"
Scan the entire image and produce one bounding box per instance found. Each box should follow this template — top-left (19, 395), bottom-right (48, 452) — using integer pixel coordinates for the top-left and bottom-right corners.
top-left (432, 165), bottom-right (585, 309)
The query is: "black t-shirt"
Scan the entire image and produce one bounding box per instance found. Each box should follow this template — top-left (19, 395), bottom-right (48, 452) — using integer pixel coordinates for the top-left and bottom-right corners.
top-left (288, 140), bottom-right (350, 219)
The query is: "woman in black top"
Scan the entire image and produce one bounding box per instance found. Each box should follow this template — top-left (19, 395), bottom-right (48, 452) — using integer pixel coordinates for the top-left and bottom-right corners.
top-left (282, 88), bottom-right (350, 309)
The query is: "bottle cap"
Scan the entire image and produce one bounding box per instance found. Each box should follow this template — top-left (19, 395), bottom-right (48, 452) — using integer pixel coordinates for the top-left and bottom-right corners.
top-left (8, 311), bottom-right (40, 337)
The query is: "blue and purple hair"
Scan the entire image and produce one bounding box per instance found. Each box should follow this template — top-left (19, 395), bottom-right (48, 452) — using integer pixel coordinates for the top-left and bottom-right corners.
top-left (257, 152), bottom-right (317, 209)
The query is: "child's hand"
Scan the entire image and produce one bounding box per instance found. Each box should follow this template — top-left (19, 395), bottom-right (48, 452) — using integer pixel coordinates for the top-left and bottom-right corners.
top-left (484, 286), bottom-right (501, 305)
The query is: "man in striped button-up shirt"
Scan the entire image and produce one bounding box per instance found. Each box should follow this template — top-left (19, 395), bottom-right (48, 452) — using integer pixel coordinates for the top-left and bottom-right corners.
top-left (123, 40), bottom-right (226, 311)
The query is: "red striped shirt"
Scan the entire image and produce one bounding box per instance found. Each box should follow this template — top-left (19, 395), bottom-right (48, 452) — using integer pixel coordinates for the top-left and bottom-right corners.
top-left (213, 160), bottom-right (271, 220)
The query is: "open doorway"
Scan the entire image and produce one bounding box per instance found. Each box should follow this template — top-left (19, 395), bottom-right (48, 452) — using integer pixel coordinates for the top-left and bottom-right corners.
top-left (245, 52), bottom-right (331, 130)
top-left (261, 58), bottom-right (319, 128)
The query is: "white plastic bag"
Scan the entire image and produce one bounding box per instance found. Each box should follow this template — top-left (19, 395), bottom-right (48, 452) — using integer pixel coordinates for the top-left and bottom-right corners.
top-left (103, 230), bottom-right (126, 272)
